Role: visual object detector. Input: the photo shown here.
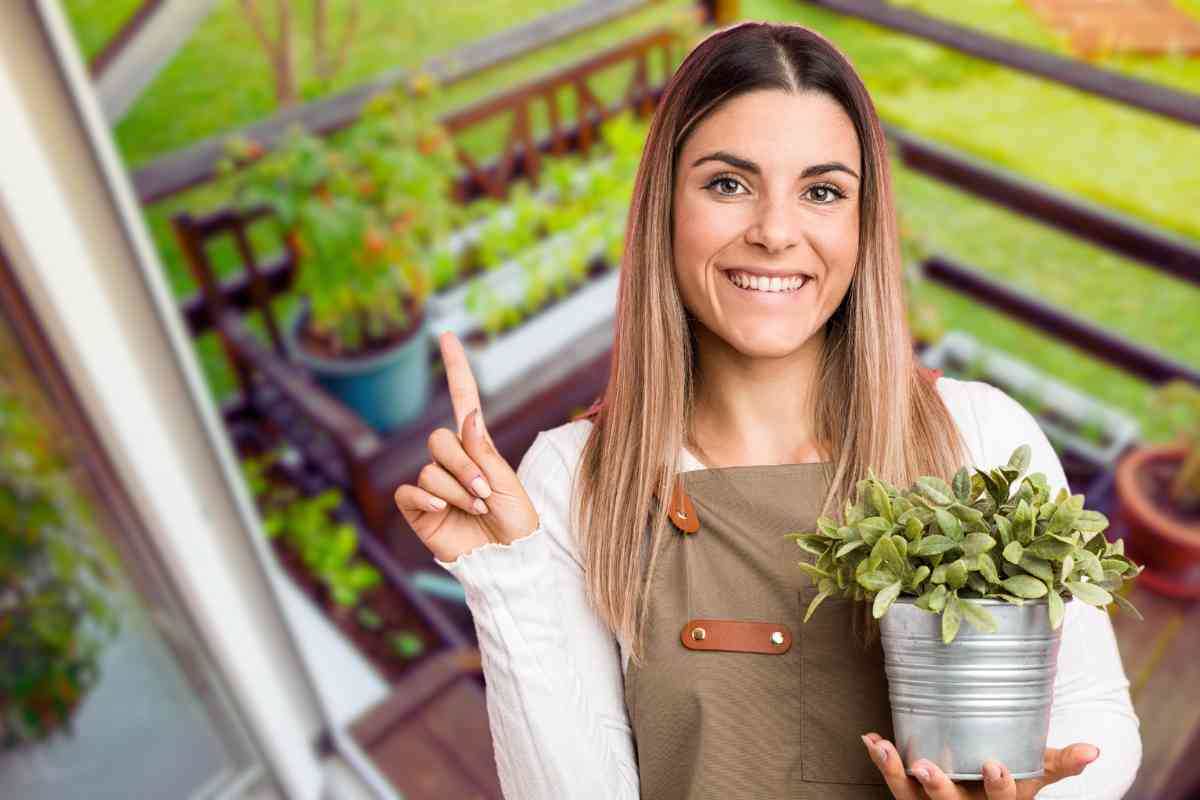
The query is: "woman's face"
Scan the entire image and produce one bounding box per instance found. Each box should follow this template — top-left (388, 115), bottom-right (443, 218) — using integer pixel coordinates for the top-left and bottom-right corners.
top-left (672, 89), bottom-right (862, 358)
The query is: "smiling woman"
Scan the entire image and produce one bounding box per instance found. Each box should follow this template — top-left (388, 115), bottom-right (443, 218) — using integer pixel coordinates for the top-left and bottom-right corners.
top-left (415, 18), bottom-right (1141, 800)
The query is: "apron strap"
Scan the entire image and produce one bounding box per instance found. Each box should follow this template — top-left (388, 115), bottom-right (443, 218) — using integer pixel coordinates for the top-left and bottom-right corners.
top-left (652, 473), bottom-right (700, 533)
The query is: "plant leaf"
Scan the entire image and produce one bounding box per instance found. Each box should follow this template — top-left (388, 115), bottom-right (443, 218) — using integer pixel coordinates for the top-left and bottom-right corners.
top-left (1047, 588), bottom-right (1065, 630)
top-left (961, 532), bottom-right (996, 557)
top-left (803, 590), bottom-right (831, 623)
top-left (942, 590), bottom-right (962, 644)
top-left (858, 569), bottom-right (901, 592)
top-left (1065, 579), bottom-right (1113, 608)
top-left (1001, 574), bottom-right (1048, 599)
top-left (872, 580), bottom-right (904, 619)
top-left (912, 535), bottom-right (956, 556)
top-left (959, 596), bottom-right (999, 633)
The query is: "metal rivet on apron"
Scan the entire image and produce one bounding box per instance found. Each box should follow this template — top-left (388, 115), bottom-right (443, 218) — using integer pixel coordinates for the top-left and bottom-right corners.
top-left (771, 631), bottom-right (785, 646)
top-left (691, 627), bottom-right (706, 641)
top-left (676, 511), bottom-right (689, 519)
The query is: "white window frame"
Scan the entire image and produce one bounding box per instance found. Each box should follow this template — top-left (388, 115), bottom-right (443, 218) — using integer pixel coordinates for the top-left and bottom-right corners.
top-left (0, 3), bottom-right (399, 798)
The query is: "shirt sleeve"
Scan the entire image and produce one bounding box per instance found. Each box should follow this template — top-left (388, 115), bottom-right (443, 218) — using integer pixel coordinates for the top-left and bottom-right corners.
top-left (971, 381), bottom-right (1143, 799)
top-left (432, 430), bottom-right (640, 800)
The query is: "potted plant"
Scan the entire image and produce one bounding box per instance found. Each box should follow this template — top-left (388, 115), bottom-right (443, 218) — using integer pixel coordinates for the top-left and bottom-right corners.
top-left (1114, 378), bottom-right (1200, 598)
top-left (789, 443), bottom-right (1144, 780)
top-left (218, 71), bottom-right (459, 433)
top-left (0, 366), bottom-right (121, 748)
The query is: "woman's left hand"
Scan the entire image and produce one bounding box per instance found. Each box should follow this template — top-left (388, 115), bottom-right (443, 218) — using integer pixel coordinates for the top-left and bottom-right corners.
top-left (861, 732), bottom-right (1100, 799)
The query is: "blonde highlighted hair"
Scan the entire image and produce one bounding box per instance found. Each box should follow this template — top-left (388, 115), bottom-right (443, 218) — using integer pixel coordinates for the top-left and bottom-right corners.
top-left (569, 21), bottom-right (969, 667)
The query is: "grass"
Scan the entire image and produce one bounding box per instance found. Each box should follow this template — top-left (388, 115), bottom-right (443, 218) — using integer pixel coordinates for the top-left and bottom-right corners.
top-left (895, 161), bottom-right (1200, 445)
top-left (97, 0), bottom-right (677, 170)
top-left (61, 0), bottom-right (145, 61)
top-left (888, 0), bottom-right (1200, 98)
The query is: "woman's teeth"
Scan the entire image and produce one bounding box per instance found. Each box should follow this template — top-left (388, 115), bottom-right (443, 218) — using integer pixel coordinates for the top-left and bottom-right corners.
top-left (725, 270), bottom-right (809, 293)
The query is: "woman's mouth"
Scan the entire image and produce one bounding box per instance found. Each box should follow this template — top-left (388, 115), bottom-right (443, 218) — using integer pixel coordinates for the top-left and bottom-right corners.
top-left (723, 269), bottom-right (812, 297)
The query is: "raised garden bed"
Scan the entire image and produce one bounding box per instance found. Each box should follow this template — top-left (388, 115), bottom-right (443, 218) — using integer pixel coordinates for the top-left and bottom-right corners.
top-left (237, 437), bottom-right (449, 684)
top-left (921, 330), bottom-right (1141, 480)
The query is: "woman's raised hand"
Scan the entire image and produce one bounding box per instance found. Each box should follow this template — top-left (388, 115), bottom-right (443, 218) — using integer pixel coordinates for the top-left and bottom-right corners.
top-left (393, 331), bottom-right (540, 564)
top-left (861, 732), bottom-right (1100, 800)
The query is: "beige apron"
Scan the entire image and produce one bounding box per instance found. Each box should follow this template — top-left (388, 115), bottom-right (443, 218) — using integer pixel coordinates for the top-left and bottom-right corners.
top-left (624, 462), bottom-right (895, 799)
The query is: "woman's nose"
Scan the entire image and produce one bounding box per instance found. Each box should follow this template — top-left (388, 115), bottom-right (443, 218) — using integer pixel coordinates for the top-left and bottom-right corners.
top-left (745, 198), bottom-right (803, 254)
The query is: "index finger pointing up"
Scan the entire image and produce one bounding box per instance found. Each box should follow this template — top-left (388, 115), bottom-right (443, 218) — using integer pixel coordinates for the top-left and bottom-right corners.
top-left (438, 330), bottom-right (483, 438)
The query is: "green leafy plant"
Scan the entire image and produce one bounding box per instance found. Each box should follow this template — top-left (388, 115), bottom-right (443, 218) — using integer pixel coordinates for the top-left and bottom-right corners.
top-left (386, 630), bottom-right (426, 660)
top-left (1151, 379), bottom-right (1200, 511)
top-left (1, 367), bottom-right (121, 748)
top-left (218, 71), bottom-right (459, 356)
top-left (355, 606), bottom-right (384, 631)
top-left (241, 451), bottom-right (381, 608)
top-left (789, 444), bottom-right (1145, 644)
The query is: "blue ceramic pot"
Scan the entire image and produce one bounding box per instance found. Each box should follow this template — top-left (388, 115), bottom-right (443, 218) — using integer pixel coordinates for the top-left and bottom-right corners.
top-left (286, 298), bottom-right (430, 434)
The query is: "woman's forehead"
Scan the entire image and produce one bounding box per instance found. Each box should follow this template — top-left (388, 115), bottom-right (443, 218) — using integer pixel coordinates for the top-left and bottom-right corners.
top-left (681, 90), bottom-right (861, 172)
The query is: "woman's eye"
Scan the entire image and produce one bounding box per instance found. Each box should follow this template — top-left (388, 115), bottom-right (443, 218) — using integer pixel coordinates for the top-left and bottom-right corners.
top-left (704, 175), bottom-right (745, 196)
top-left (807, 184), bottom-right (847, 204)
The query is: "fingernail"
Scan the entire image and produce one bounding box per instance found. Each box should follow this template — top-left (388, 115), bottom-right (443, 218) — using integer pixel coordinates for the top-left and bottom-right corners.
top-left (473, 498), bottom-right (488, 514)
top-left (1083, 745), bottom-right (1099, 763)
top-left (429, 496), bottom-right (447, 510)
top-left (860, 734), bottom-right (871, 750)
top-left (913, 766), bottom-right (929, 782)
top-left (874, 744), bottom-right (888, 763)
top-left (471, 475), bottom-right (492, 499)
top-left (983, 763), bottom-right (1001, 782)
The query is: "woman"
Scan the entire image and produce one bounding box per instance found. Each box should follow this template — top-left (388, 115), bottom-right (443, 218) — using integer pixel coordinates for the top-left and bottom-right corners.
top-left (395, 20), bottom-right (1141, 800)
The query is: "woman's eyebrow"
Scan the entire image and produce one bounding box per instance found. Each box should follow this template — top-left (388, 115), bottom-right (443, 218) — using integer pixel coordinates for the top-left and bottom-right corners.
top-left (690, 150), bottom-right (860, 181)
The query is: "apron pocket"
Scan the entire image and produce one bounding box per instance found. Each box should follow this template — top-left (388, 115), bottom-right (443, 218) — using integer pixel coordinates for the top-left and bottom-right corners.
top-left (797, 585), bottom-right (894, 785)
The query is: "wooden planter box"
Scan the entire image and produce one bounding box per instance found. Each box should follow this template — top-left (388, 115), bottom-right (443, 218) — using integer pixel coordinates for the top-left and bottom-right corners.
top-left (424, 153), bottom-right (620, 318)
top-left (238, 436), bottom-right (456, 685)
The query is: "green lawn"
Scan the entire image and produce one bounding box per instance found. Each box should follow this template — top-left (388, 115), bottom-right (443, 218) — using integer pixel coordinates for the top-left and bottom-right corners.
top-left (103, 0), bottom-right (638, 169)
top-left (889, 0), bottom-right (1200, 98)
top-left (61, 0), bottom-right (145, 61)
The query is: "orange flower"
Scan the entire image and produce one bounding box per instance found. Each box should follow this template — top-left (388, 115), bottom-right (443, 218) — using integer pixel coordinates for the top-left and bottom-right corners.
top-left (364, 228), bottom-right (387, 254)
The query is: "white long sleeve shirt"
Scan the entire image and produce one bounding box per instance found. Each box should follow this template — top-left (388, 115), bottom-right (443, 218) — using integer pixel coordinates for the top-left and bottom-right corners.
top-left (434, 376), bottom-right (1143, 799)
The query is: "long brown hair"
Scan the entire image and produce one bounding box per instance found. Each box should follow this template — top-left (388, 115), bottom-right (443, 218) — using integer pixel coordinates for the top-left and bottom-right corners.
top-left (570, 20), bottom-right (969, 667)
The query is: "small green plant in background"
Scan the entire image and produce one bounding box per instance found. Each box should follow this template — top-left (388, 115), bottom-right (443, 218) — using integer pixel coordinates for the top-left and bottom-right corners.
top-left (241, 451), bottom-right (381, 609)
top-left (788, 444), bottom-right (1144, 644)
top-left (464, 279), bottom-right (520, 340)
top-left (386, 630), bottom-right (426, 660)
top-left (217, 71), bottom-right (458, 356)
top-left (355, 606), bottom-right (384, 632)
top-left (1150, 379), bottom-right (1200, 512)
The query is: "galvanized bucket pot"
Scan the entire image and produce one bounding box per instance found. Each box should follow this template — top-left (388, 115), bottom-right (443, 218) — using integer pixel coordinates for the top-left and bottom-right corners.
top-left (877, 596), bottom-right (1063, 780)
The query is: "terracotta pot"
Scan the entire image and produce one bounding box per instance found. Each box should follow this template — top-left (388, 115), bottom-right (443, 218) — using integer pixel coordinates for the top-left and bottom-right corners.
top-left (1114, 443), bottom-right (1200, 599)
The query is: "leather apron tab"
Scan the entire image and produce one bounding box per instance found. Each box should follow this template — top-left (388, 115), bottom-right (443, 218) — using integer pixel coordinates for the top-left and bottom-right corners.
top-left (668, 473), bottom-right (699, 533)
top-left (681, 618), bottom-right (793, 654)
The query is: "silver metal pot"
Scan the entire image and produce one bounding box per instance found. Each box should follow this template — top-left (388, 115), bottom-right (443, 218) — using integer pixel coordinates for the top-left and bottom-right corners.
top-left (878, 595), bottom-right (1063, 780)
